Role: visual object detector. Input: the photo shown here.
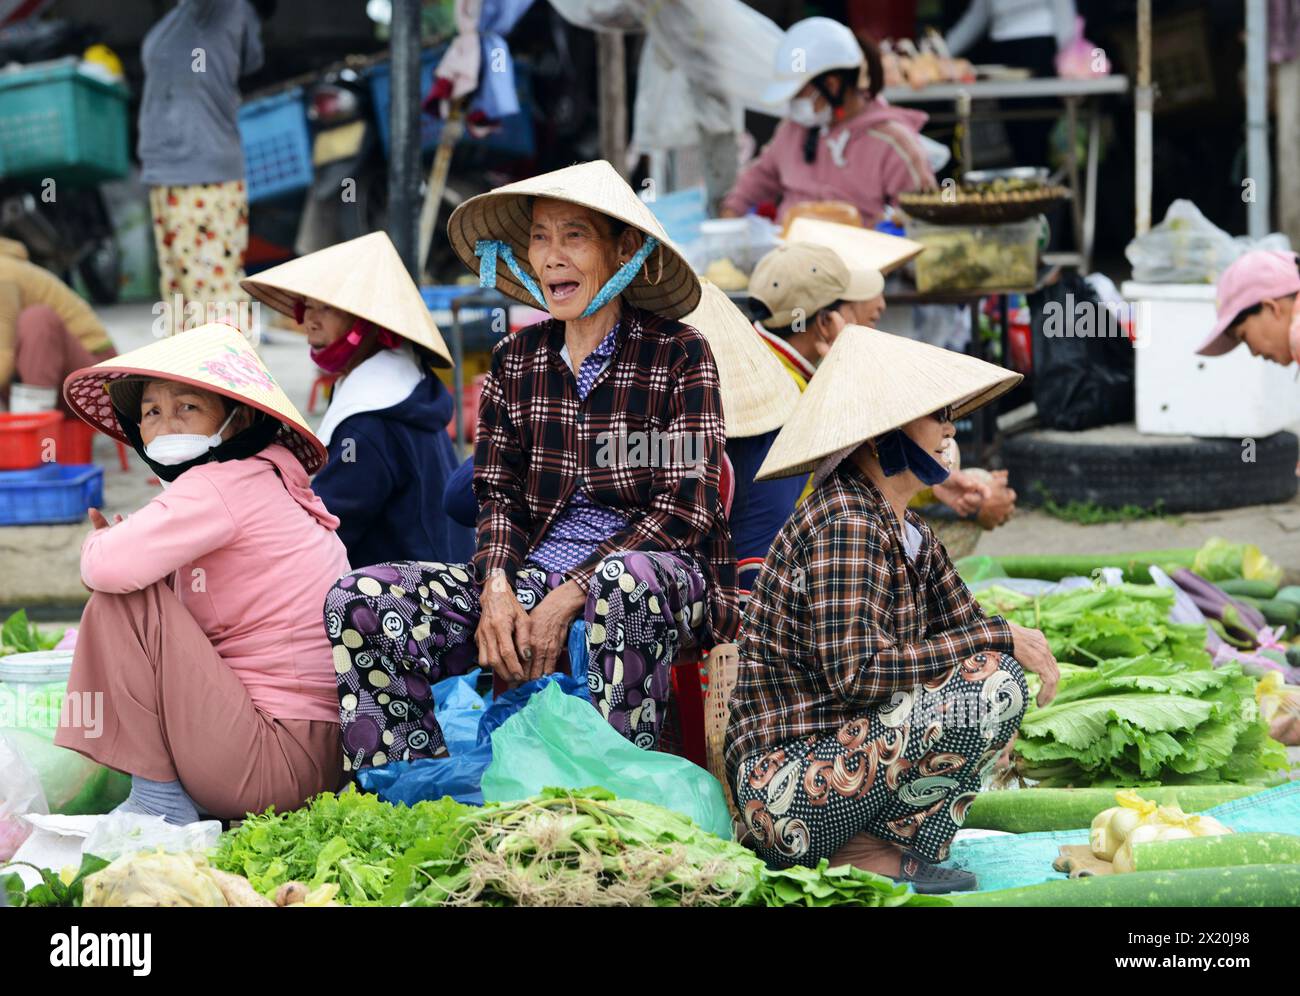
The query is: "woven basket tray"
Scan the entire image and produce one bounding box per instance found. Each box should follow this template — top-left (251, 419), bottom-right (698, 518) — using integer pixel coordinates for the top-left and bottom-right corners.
top-left (898, 186), bottom-right (1070, 224)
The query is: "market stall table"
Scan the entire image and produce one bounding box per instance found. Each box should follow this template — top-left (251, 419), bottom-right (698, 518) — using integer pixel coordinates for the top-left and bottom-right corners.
top-left (883, 76), bottom-right (1130, 273)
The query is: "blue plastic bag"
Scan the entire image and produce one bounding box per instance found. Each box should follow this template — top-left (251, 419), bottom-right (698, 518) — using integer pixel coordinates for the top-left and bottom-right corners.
top-left (355, 743), bottom-right (493, 806)
top-left (481, 683), bottom-right (734, 840)
top-left (431, 668), bottom-right (487, 756)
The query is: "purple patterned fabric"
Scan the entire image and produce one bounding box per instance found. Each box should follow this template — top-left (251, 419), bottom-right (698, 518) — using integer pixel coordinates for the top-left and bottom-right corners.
top-left (528, 322), bottom-right (630, 573)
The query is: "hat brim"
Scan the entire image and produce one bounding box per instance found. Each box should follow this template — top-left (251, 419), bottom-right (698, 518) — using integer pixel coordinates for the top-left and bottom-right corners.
top-left (1195, 316), bottom-right (1240, 357)
top-left (446, 162), bottom-right (702, 320)
top-left (841, 267), bottom-right (885, 302)
top-left (761, 77), bottom-right (805, 106)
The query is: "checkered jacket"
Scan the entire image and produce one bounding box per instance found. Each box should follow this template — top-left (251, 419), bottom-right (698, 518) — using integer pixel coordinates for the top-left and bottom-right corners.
top-left (725, 460), bottom-right (1015, 780)
top-left (473, 306), bottom-right (740, 642)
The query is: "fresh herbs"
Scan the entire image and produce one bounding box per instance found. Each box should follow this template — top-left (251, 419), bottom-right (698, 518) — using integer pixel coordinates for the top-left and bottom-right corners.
top-left (0, 609), bottom-right (63, 656)
top-left (1, 854), bottom-right (109, 907)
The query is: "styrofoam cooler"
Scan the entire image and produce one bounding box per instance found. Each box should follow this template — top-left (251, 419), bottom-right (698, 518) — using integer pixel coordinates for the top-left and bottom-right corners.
top-left (1124, 281), bottom-right (1300, 438)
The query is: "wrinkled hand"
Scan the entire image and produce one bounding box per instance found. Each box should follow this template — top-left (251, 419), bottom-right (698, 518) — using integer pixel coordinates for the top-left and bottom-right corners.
top-left (525, 581), bottom-right (586, 681)
top-left (87, 508), bottom-right (122, 530)
top-left (1008, 622), bottom-right (1059, 707)
top-left (476, 570), bottom-right (531, 683)
top-left (933, 470), bottom-right (991, 517)
top-left (976, 476), bottom-right (1017, 530)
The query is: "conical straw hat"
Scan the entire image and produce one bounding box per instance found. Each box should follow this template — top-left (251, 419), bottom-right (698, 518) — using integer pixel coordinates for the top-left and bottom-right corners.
top-left (683, 281), bottom-right (800, 438)
top-left (240, 231), bottom-right (452, 367)
top-left (63, 323), bottom-right (328, 474)
top-left (756, 326), bottom-right (1021, 480)
top-left (784, 216), bottom-right (924, 274)
top-left (446, 159), bottom-right (702, 320)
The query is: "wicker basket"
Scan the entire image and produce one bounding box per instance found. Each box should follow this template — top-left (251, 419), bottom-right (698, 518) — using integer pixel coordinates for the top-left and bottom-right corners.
top-left (898, 186), bottom-right (1069, 225)
top-left (703, 643), bottom-right (741, 822)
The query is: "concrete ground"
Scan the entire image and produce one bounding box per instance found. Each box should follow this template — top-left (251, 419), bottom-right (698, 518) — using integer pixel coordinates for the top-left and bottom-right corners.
top-left (7, 300), bottom-right (1300, 614)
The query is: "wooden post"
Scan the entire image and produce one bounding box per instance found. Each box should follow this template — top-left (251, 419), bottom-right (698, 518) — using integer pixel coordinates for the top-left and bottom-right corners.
top-left (1245, 0), bottom-right (1270, 238)
top-left (1135, 0), bottom-right (1153, 236)
top-left (597, 31), bottom-right (628, 178)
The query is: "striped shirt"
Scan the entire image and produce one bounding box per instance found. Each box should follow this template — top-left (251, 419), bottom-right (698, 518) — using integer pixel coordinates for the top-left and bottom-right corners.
top-left (725, 459), bottom-right (1015, 781)
top-left (473, 305), bottom-right (741, 642)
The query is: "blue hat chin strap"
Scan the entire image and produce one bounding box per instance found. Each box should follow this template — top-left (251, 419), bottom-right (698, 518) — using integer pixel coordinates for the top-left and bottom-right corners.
top-left (876, 429), bottom-right (951, 487)
top-left (474, 235), bottom-right (660, 318)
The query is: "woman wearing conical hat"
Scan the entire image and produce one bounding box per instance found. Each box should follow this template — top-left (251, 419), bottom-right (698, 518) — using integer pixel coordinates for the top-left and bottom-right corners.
top-left (241, 231), bottom-right (472, 568)
top-left (724, 328), bottom-right (1059, 894)
top-left (57, 324), bottom-right (350, 824)
top-left (324, 160), bottom-right (739, 768)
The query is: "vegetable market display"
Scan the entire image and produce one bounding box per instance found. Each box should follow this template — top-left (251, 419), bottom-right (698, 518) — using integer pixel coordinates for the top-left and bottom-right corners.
top-left (0, 609), bottom-right (64, 656)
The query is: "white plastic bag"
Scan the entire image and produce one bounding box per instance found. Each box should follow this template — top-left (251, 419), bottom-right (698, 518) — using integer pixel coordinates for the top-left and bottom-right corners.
top-left (82, 811), bottom-right (223, 861)
top-left (1126, 199), bottom-right (1294, 283)
top-left (0, 734), bottom-right (48, 862)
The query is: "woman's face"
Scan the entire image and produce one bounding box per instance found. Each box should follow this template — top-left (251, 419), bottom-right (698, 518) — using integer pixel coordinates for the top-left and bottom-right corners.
top-left (300, 296), bottom-right (354, 350)
top-left (902, 410), bottom-right (956, 470)
top-left (1233, 296), bottom-right (1295, 365)
top-left (849, 295), bottom-right (886, 327)
top-left (527, 198), bottom-right (640, 322)
top-left (138, 381), bottom-right (242, 445)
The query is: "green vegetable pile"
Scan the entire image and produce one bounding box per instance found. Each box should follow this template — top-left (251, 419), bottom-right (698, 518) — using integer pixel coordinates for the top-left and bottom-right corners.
top-left (2, 854), bottom-right (108, 907)
top-left (213, 790), bottom-right (466, 906)
top-left (1016, 656), bottom-right (1289, 787)
top-left (0, 609), bottom-right (64, 656)
top-left (976, 584), bottom-right (1209, 667)
top-left (215, 787), bottom-right (942, 908)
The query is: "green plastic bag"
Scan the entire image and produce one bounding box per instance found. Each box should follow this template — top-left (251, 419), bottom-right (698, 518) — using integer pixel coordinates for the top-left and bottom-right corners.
top-left (481, 682), bottom-right (734, 840)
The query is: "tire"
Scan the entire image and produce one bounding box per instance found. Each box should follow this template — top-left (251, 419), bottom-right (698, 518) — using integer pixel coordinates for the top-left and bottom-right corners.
top-left (78, 235), bottom-right (121, 305)
top-left (1003, 425), bottom-right (1298, 514)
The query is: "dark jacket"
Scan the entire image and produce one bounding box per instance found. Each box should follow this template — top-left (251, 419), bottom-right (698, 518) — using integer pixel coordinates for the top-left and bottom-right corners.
top-left (313, 374), bottom-right (474, 568)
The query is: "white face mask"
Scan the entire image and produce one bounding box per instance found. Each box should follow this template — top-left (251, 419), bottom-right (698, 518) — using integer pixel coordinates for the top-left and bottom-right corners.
top-left (789, 96), bottom-right (831, 129)
top-left (144, 408), bottom-right (238, 466)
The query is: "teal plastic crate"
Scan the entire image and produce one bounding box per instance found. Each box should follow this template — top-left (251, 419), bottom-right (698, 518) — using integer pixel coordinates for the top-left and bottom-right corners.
top-left (0, 61), bottom-right (129, 184)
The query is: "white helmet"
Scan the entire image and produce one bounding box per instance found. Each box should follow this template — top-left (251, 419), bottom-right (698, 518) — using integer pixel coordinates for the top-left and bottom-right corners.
top-left (761, 16), bottom-right (867, 106)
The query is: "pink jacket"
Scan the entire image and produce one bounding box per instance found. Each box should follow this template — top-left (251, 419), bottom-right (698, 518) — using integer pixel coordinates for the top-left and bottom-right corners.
top-left (81, 444), bottom-right (351, 723)
top-left (723, 98), bottom-right (936, 226)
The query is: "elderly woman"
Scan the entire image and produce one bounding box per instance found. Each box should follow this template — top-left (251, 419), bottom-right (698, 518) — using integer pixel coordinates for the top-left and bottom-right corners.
top-left (327, 160), bottom-right (739, 769)
top-left (241, 231), bottom-right (472, 567)
top-left (57, 323), bottom-right (349, 824)
top-left (725, 328), bottom-right (1059, 894)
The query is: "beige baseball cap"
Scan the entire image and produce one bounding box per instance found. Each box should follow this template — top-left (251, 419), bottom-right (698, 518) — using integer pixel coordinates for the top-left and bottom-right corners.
top-left (749, 242), bottom-right (883, 329)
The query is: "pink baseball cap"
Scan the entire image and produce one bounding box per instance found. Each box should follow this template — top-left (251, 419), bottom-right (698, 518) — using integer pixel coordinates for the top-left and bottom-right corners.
top-left (1197, 250), bottom-right (1300, 355)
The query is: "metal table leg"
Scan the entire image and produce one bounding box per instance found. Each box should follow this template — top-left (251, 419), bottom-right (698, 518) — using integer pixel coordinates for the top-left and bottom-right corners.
top-left (1083, 105), bottom-right (1101, 273)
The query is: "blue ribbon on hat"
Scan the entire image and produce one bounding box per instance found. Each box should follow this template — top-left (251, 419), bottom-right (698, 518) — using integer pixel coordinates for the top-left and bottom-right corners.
top-left (474, 235), bottom-right (661, 319)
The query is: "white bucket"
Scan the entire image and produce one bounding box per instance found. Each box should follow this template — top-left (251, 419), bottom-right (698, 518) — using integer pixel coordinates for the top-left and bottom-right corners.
top-left (0, 650), bottom-right (73, 687)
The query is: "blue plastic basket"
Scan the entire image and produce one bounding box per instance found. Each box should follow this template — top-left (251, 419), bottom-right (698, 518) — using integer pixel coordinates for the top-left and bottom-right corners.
top-left (368, 48), bottom-right (535, 160)
top-left (238, 87), bottom-right (313, 203)
top-left (0, 61), bottom-right (129, 183)
top-left (0, 464), bottom-right (103, 526)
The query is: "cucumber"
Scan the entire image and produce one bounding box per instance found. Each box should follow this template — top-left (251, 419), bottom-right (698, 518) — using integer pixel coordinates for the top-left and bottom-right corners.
top-left (947, 864), bottom-right (1300, 907)
top-left (1277, 586), bottom-right (1300, 606)
top-left (1219, 579), bottom-right (1280, 599)
top-left (963, 786), bottom-right (1263, 834)
top-left (1287, 645), bottom-right (1300, 670)
top-left (1237, 596), bottom-right (1300, 627)
top-left (987, 550), bottom-right (1197, 585)
top-left (1132, 833), bottom-right (1300, 872)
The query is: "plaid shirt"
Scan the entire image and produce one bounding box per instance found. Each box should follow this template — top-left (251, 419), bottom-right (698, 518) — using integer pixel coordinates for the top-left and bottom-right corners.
top-left (473, 305), bottom-right (740, 642)
top-left (725, 460), bottom-right (1014, 781)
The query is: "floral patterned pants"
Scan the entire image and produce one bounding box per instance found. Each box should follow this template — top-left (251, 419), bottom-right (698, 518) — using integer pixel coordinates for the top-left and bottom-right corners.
top-left (734, 652), bottom-right (1027, 867)
top-left (326, 551), bottom-right (709, 771)
top-left (148, 179), bottom-right (251, 332)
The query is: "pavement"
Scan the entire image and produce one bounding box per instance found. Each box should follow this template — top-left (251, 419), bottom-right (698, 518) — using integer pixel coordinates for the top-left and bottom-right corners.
top-left (7, 301), bottom-right (1300, 614)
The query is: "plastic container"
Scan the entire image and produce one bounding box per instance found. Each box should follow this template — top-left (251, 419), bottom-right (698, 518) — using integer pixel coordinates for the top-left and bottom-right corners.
top-left (58, 416), bottom-right (94, 465)
top-left (238, 87), bottom-right (312, 203)
top-left (0, 463), bottom-right (103, 525)
top-left (0, 411), bottom-right (63, 470)
top-left (0, 59), bottom-right (129, 183)
top-left (0, 650), bottom-right (72, 686)
top-left (367, 49), bottom-right (536, 159)
top-left (907, 217), bottom-right (1039, 293)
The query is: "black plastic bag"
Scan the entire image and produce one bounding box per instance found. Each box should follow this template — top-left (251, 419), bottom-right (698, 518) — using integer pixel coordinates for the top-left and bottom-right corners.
top-left (1029, 271), bottom-right (1134, 431)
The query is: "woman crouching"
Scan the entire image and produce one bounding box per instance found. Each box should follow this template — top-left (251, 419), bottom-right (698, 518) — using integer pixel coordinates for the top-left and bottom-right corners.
top-left (56, 323), bottom-right (349, 824)
top-left (724, 327), bottom-right (1059, 894)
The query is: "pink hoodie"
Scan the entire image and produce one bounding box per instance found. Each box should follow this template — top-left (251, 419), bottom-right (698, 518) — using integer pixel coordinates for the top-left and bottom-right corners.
top-left (81, 443), bottom-right (350, 723)
top-left (723, 97), bottom-right (936, 226)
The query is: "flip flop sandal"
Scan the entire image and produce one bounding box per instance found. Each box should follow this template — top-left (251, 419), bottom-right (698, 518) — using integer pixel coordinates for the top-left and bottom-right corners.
top-left (892, 852), bottom-right (978, 895)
